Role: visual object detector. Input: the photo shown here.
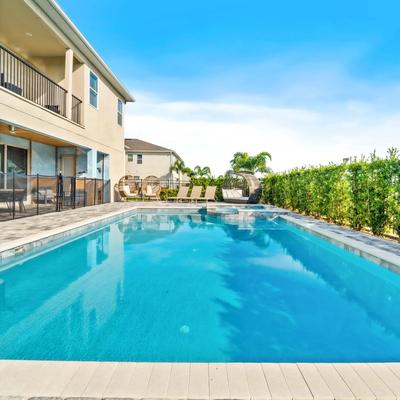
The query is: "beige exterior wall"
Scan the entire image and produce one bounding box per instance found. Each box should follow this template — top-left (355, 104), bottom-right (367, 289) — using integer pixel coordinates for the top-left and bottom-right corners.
top-left (0, 85), bottom-right (125, 198)
top-left (30, 56), bottom-right (66, 85)
top-left (0, 1), bottom-right (130, 201)
top-left (0, 80), bottom-right (125, 200)
top-left (126, 152), bottom-right (179, 180)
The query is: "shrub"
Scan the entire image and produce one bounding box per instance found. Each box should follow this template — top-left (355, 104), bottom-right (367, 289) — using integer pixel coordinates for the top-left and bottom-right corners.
top-left (159, 188), bottom-right (178, 201)
top-left (263, 149), bottom-right (400, 238)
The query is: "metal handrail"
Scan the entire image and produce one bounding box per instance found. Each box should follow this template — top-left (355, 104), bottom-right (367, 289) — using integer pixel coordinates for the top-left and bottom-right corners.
top-left (72, 94), bottom-right (82, 124)
top-left (0, 44), bottom-right (66, 89)
top-left (0, 44), bottom-right (82, 122)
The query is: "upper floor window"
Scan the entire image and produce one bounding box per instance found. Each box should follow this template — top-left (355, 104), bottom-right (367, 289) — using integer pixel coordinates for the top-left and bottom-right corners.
top-left (127, 153), bottom-right (133, 162)
top-left (89, 71), bottom-right (98, 108)
top-left (117, 99), bottom-right (123, 126)
top-left (137, 154), bottom-right (143, 164)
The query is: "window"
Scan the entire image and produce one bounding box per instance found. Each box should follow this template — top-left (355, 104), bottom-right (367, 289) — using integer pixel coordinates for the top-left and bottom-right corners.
top-left (117, 99), bottom-right (123, 126)
top-left (137, 154), bottom-right (143, 164)
top-left (7, 146), bottom-right (28, 175)
top-left (127, 153), bottom-right (133, 162)
top-left (89, 71), bottom-right (98, 108)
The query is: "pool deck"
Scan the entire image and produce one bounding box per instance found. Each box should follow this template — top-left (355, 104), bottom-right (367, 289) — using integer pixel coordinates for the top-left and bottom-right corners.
top-left (1, 202), bottom-right (400, 399)
top-left (1, 360), bottom-right (400, 400)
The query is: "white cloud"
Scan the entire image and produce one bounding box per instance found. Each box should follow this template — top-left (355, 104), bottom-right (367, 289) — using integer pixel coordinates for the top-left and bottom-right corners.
top-left (124, 90), bottom-right (399, 175)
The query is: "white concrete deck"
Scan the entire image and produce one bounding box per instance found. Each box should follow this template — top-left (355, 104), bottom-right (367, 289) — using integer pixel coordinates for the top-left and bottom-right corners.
top-left (1, 203), bottom-right (400, 399)
top-left (1, 360), bottom-right (400, 399)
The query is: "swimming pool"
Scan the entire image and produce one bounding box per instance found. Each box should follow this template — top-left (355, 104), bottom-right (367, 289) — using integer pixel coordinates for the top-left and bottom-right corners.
top-left (0, 211), bottom-right (399, 362)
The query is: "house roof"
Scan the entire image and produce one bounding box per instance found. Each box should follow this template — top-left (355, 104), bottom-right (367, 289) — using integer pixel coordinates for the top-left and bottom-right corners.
top-left (32, 0), bottom-right (134, 102)
top-left (125, 138), bottom-right (183, 161)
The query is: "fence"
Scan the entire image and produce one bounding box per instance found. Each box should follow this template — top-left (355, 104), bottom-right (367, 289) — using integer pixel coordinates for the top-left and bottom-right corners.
top-left (0, 172), bottom-right (110, 222)
top-left (71, 94), bottom-right (82, 124)
top-left (122, 178), bottom-right (190, 193)
top-left (0, 44), bottom-right (82, 123)
top-left (0, 44), bottom-right (67, 118)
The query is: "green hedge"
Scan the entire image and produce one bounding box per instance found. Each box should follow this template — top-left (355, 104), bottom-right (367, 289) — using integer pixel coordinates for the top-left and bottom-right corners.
top-left (263, 149), bottom-right (400, 237)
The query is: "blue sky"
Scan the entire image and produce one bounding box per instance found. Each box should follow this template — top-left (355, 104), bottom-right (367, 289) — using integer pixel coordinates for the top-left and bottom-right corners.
top-left (59, 0), bottom-right (400, 173)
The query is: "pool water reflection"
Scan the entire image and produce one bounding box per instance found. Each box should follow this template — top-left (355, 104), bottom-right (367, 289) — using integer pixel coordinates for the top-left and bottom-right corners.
top-left (0, 213), bottom-right (399, 362)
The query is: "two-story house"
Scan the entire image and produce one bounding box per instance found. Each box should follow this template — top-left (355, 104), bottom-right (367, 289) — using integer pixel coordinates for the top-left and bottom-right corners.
top-left (125, 138), bottom-right (186, 181)
top-left (0, 0), bottom-right (134, 202)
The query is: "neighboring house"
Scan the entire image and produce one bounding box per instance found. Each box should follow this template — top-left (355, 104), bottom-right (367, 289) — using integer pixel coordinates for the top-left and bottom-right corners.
top-left (125, 139), bottom-right (186, 181)
top-left (0, 0), bottom-right (134, 200)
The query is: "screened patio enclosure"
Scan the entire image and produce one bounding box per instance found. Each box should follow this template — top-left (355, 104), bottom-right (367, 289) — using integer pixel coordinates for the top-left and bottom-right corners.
top-left (0, 125), bottom-right (110, 221)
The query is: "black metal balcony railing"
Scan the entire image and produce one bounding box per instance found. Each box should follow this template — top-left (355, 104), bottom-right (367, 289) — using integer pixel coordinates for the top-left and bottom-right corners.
top-left (72, 94), bottom-right (82, 124)
top-left (0, 44), bottom-right (82, 123)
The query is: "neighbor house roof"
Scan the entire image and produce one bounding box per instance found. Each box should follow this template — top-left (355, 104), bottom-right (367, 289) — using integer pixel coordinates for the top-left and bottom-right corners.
top-left (32, 0), bottom-right (134, 102)
top-left (125, 139), bottom-right (183, 161)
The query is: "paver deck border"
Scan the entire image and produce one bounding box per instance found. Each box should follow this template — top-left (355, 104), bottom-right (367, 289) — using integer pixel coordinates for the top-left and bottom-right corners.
top-left (1, 360), bottom-right (400, 399)
top-left (280, 214), bottom-right (400, 271)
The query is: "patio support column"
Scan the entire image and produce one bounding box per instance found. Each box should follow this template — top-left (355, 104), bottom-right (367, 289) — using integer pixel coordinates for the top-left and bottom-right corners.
top-left (65, 48), bottom-right (73, 119)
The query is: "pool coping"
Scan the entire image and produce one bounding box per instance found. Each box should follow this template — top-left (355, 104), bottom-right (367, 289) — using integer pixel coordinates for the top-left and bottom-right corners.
top-left (280, 215), bottom-right (400, 272)
top-left (1, 360), bottom-right (400, 399)
top-left (1, 204), bottom-right (400, 399)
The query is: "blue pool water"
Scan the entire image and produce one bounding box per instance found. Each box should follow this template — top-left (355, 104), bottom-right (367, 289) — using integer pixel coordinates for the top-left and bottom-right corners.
top-left (0, 212), bottom-right (400, 362)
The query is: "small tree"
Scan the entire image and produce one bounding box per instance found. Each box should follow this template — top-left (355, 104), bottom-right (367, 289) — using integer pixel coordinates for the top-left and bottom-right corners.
top-left (169, 160), bottom-right (193, 180)
top-left (193, 165), bottom-right (212, 178)
top-left (230, 151), bottom-right (272, 174)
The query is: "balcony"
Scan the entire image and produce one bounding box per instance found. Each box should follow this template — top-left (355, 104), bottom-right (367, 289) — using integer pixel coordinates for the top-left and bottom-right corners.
top-left (0, 44), bottom-right (82, 125)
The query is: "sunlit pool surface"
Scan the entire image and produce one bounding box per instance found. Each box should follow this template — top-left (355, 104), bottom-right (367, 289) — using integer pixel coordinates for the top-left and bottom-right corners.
top-left (0, 212), bottom-right (399, 362)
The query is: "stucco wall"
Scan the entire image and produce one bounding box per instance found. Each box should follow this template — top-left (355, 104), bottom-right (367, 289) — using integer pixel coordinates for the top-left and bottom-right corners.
top-left (0, 1), bottom-right (129, 201)
top-left (126, 152), bottom-right (179, 180)
top-left (0, 68), bottom-right (126, 200)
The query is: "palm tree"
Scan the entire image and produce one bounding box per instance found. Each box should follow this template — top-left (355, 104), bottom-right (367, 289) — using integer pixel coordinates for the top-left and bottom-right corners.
top-left (230, 151), bottom-right (272, 174)
top-left (193, 165), bottom-right (212, 178)
top-left (169, 160), bottom-right (194, 180)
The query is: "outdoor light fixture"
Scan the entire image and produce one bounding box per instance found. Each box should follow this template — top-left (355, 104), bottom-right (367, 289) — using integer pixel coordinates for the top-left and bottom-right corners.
top-left (8, 125), bottom-right (16, 134)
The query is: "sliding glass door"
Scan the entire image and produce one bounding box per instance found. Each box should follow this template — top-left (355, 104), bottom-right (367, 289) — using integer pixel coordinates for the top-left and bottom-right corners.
top-left (7, 146), bottom-right (27, 189)
top-left (0, 144), bottom-right (28, 189)
top-left (7, 146), bottom-right (28, 175)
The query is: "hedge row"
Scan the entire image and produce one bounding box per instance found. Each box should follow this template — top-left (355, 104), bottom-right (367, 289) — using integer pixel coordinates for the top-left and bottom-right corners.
top-left (263, 149), bottom-right (400, 237)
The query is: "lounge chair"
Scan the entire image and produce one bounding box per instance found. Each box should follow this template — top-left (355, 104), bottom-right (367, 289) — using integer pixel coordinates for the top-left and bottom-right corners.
top-left (142, 176), bottom-right (161, 200)
top-left (186, 186), bottom-right (202, 202)
top-left (168, 186), bottom-right (189, 202)
top-left (202, 186), bottom-right (216, 202)
top-left (34, 188), bottom-right (55, 204)
top-left (143, 184), bottom-right (160, 200)
top-left (122, 184), bottom-right (139, 200)
top-left (222, 188), bottom-right (249, 204)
